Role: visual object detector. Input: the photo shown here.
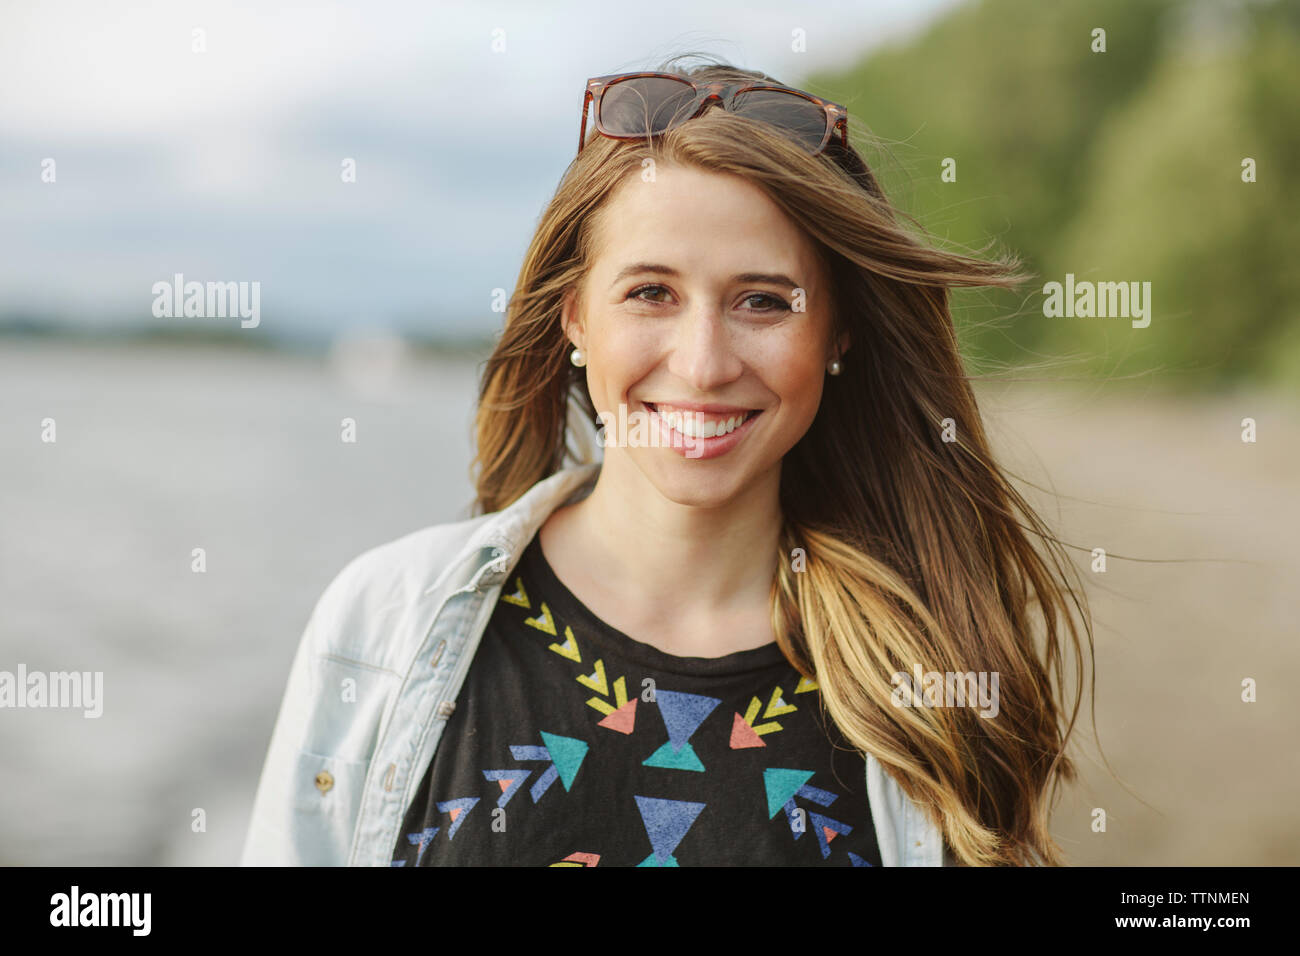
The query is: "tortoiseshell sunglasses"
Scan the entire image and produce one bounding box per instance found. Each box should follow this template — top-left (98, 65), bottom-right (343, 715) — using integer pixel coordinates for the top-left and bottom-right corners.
top-left (578, 71), bottom-right (849, 156)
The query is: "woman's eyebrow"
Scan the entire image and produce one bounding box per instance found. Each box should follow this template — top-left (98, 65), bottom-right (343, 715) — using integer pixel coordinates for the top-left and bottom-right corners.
top-left (610, 262), bottom-right (801, 289)
top-left (611, 262), bottom-right (677, 285)
top-left (735, 271), bottom-right (801, 289)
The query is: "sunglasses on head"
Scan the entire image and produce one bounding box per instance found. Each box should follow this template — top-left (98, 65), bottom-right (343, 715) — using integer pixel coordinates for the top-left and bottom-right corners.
top-left (578, 71), bottom-right (850, 157)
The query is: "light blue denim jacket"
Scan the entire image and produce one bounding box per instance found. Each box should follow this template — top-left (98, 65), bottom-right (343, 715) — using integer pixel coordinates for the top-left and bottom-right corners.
top-left (239, 462), bottom-right (950, 866)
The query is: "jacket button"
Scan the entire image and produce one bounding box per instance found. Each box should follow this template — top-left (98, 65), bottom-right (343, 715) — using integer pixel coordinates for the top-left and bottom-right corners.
top-left (315, 771), bottom-right (334, 793)
top-left (436, 701), bottom-right (456, 719)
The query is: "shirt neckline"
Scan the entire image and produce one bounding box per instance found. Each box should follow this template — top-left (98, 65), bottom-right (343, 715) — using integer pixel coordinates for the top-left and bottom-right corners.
top-left (520, 531), bottom-right (790, 678)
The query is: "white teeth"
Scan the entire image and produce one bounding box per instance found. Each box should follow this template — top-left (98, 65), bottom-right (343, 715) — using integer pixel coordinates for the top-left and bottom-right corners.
top-left (652, 405), bottom-right (749, 439)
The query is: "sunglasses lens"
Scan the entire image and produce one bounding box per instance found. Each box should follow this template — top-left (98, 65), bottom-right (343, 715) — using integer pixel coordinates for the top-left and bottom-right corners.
top-left (599, 76), bottom-right (699, 137)
top-left (730, 89), bottom-right (829, 151)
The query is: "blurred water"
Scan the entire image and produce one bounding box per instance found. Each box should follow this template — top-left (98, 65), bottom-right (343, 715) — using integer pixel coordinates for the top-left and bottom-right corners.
top-left (0, 338), bottom-right (482, 864)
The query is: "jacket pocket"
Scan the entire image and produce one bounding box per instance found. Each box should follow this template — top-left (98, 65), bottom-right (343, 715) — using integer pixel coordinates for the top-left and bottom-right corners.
top-left (242, 747), bottom-right (371, 866)
top-left (296, 655), bottom-right (398, 763)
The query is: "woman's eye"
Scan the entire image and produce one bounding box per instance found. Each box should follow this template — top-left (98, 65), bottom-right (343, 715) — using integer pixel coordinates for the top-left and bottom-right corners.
top-left (742, 292), bottom-right (790, 312)
top-left (627, 284), bottom-right (670, 303)
top-left (624, 286), bottom-right (790, 312)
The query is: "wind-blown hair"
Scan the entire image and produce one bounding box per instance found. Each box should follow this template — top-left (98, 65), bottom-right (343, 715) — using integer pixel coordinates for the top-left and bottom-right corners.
top-left (471, 56), bottom-right (1095, 866)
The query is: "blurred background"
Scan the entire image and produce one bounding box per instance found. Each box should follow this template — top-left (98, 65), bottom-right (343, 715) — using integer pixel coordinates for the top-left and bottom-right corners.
top-left (1, 0), bottom-right (1296, 865)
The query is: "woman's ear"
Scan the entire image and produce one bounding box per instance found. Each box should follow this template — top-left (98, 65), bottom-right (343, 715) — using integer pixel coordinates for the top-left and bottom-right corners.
top-left (561, 287), bottom-right (585, 351)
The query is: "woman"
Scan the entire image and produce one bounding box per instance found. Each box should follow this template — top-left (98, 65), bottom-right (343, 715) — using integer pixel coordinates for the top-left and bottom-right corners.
top-left (241, 56), bottom-right (1093, 868)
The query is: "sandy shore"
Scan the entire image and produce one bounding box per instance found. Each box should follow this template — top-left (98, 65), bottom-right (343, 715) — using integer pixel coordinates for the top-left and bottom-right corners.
top-left (975, 382), bottom-right (1299, 865)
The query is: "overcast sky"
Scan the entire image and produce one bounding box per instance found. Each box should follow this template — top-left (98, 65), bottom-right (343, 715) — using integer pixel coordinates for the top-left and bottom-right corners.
top-left (0, 0), bottom-right (963, 343)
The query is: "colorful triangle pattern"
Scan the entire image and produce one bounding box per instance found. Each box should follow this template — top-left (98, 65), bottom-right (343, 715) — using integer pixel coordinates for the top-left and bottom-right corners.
top-left (481, 768), bottom-right (532, 807)
top-left (643, 740), bottom-right (705, 771)
top-left (729, 712), bottom-right (766, 749)
top-left (435, 797), bottom-right (479, 840)
top-left (597, 697), bottom-right (637, 734)
top-left (635, 795), bottom-right (705, 865)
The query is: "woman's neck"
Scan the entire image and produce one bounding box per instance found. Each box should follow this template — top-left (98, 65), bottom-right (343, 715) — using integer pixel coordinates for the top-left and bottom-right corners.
top-left (538, 456), bottom-right (784, 657)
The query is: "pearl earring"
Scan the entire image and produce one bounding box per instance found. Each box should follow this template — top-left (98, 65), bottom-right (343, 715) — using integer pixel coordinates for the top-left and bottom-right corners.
top-left (570, 347), bottom-right (586, 368)
top-left (827, 358), bottom-right (842, 376)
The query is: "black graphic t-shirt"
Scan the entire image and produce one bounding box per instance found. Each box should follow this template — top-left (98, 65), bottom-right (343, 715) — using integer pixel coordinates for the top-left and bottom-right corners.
top-left (391, 532), bottom-right (881, 867)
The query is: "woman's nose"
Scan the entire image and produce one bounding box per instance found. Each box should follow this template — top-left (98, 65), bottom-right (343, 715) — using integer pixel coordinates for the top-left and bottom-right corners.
top-left (667, 305), bottom-right (744, 389)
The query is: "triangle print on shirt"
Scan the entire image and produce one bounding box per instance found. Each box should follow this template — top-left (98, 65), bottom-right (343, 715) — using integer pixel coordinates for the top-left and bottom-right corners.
top-left (390, 533), bottom-right (882, 866)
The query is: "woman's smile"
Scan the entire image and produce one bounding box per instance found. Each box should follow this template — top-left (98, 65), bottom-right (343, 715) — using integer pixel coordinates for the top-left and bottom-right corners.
top-left (642, 400), bottom-right (765, 459)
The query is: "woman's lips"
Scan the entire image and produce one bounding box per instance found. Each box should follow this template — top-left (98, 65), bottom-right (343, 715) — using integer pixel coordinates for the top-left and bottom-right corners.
top-left (642, 401), bottom-right (764, 460)
top-left (644, 402), bottom-right (758, 437)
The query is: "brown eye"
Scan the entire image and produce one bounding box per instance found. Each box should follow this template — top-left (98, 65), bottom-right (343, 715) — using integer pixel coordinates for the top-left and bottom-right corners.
top-left (627, 283), bottom-right (670, 303)
top-left (742, 292), bottom-right (789, 311)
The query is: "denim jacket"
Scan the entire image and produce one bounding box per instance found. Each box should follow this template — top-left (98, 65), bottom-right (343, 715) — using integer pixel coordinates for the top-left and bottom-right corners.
top-left (239, 461), bottom-right (950, 866)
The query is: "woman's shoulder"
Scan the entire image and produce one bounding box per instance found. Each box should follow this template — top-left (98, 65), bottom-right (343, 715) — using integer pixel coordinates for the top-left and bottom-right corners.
top-left (323, 512), bottom-right (492, 608)
top-left (302, 513), bottom-right (496, 664)
top-left (335, 461), bottom-right (600, 606)
top-left (304, 464), bottom-right (601, 665)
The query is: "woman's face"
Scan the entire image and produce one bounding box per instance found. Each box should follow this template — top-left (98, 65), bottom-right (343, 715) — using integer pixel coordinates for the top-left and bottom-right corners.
top-left (562, 162), bottom-right (847, 508)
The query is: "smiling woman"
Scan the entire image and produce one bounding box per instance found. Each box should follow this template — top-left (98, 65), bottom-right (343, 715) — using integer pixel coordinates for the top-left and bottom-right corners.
top-left (468, 55), bottom-right (1095, 867)
top-left (242, 53), bottom-right (1097, 870)
top-left (560, 163), bottom-right (840, 483)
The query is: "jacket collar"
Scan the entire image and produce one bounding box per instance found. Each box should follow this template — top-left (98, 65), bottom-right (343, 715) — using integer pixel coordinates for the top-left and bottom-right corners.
top-left (434, 461), bottom-right (601, 597)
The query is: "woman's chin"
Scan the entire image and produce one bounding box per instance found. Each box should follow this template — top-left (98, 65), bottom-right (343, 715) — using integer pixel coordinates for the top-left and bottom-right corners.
top-left (631, 455), bottom-right (774, 510)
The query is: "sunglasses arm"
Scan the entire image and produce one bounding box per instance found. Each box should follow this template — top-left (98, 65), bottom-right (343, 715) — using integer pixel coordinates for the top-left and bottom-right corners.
top-left (578, 89), bottom-right (592, 154)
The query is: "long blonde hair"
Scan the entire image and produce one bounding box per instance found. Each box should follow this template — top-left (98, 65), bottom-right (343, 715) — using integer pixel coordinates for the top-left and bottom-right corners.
top-left (471, 58), bottom-right (1095, 866)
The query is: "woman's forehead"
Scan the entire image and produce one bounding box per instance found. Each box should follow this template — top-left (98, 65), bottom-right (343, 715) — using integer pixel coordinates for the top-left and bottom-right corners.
top-left (591, 169), bottom-right (822, 280)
